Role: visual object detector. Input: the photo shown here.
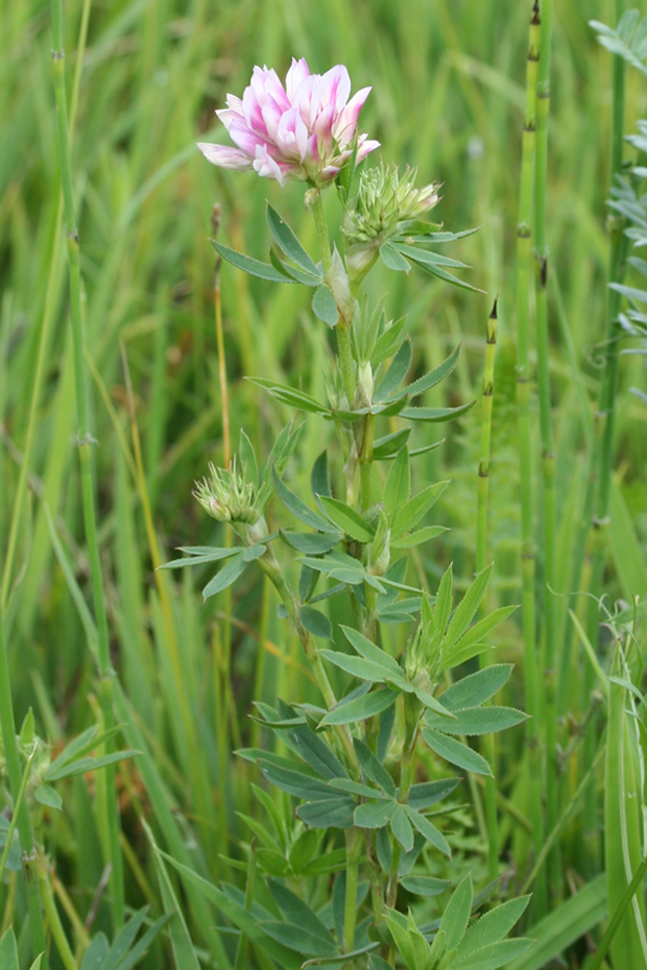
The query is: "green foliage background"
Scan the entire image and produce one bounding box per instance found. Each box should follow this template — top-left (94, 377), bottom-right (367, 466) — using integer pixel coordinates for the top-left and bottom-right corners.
top-left (1, 0), bottom-right (647, 966)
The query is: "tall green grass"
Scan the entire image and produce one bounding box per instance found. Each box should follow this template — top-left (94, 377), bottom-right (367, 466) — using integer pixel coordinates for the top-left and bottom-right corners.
top-left (1, 0), bottom-right (646, 966)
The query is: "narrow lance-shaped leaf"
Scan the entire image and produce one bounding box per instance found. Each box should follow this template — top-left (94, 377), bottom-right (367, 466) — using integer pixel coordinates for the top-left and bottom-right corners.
top-left (213, 241), bottom-right (297, 284)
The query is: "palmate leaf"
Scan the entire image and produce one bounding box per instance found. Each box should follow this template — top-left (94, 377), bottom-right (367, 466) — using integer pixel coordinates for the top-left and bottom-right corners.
top-left (392, 481), bottom-right (449, 539)
top-left (268, 880), bottom-right (335, 951)
top-left (384, 447), bottom-right (410, 521)
top-left (440, 872), bottom-right (473, 951)
top-left (379, 244), bottom-right (411, 272)
top-left (455, 896), bottom-right (530, 961)
top-left (46, 749), bottom-right (140, 783)
top-left (372, 316), bottom-right (408, 365)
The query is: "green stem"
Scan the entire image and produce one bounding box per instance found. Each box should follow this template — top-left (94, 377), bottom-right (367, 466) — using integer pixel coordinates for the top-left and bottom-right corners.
top-left (386, 703), bottom-right (417, 909)
top-left (583, 0), bottom-right (628, 850)
top-left (311, 190), bottom-right (356, 403)
top-left (256, 554), bottom-right (360, 772)
top-left (311, 190), bottom-right (332, 275)
top-left (590, 855), bottom-right (647, 970)
top-left (50, 0), bottom-right (124, 928)
top-left (0, 609), bottom-right (48, 967)
top-left (476, 300), bottom-right (499, 882)
top-left (343, 829), bottom-right (362, 953)
top-left (39, 866), bottom-right (79, 970)
top-left (516, 0), bottom-right (546, 915)
top-left (534, 0), bottom-right (560, 901)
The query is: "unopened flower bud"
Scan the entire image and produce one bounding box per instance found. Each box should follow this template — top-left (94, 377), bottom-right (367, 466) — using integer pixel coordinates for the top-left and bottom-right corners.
top-left (194, 455), bottom-right (263, 526)
top-left (343, 162), bottom-right (441, 246)
top-left (354, 361), bottom-right (374, 409)
top-left (326, 247), bottom-right (356, 324)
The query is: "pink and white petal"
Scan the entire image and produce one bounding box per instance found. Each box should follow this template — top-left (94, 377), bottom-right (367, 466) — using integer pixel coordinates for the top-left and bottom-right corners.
top-left (313, 102), bottom-right (335, 156)
top-left (355, 136), bottom-right (381, 162)
top-left (260, 92), bottom-right (287, 141)
top-left (319, 65), bottom-right (351, 114)
top-left (292, 74), bottom-right (319, 128)
top-left (197, 143), bottom-right (254, 170)
top-left (317, 164), bottom-right (341, 183)
top-left (228, 117), bottom-right (270, 156)
top-left (333, 86), bottom-right (371, 144)
top-left (274, 108), bottom-right (306, 161)
top-left (217, 106), bottom-right (248, 132)
top-left (253, 144), bottom-right (296, 185)
top-left (285, 57), bottom-right (310, 101)
top-left (242, 86), bottom-right (267, 134)
top-left (224, 93), bottom-right (245, 114)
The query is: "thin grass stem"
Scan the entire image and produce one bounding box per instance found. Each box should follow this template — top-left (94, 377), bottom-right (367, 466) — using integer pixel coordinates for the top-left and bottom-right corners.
top-left (533, 0), bottom-right (560, 900)
top-left (50, 0), bottom-right (124, 927)
top-left (515, 0), bottom-right (546, 914)
top-left (583, 0), bottom-right (629, 849)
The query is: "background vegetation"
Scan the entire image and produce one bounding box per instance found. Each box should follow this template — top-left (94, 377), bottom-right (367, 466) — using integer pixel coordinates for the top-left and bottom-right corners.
top-left (1, 0), bottom-right (646, 967)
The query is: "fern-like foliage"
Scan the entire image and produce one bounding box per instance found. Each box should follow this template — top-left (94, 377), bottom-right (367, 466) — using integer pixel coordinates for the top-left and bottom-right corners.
top-left (591, 10), bottom-right (647, 75)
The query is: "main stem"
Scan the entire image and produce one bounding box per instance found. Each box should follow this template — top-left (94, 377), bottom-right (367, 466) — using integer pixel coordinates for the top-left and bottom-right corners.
top-left (477, 301), bottom-right (499, 882)
top-left (311, 191), bottom-right (356, 403)
top-left (516, 1), bottom-right (546, 915)
top-left (50, 0), bottom-right (124, 928)
top-left (533, 0), bottom-right (560, 902)
top-left (0, 610), bottom-right (48, 967)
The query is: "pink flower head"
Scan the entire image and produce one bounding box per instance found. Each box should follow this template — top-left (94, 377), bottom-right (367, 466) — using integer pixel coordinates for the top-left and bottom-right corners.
top-left (198, 58), bottom-right (380, 187)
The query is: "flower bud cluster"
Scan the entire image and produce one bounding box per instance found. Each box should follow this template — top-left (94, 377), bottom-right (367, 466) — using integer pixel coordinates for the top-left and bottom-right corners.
top-left (194, 456), bottom-right (263, 525)
top-left (342, 163), bottom-right (441, 246)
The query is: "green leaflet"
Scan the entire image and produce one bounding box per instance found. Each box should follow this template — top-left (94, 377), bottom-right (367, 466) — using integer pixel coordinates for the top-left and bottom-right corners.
top-left (405, 344), bottom-right (462, 396)
top-left (272, 467), bottom-right (338, 533)
top-left (312, 284), bottom-right (340, 326)
top-left (440, 664), bottom-right (513, 711)
top-left (400, 875), bottom-right (448, 897)
top-left (266, 204), bottom-right (322, 279)
top-left (392, 481), bottom-right (449, 539)
top-left (318, 496), bottom-right (375, 543)
top-left (421, 727), bottom-right (492, 776)
top-left (390, 804), bottom-right (414, 851)
top-left (319, 688), bottom-right (399, 727)
top-left (384, 447), bottom-right (410, 522)
top-left (213, 241), bottom-right (297, 284)
top-left (379, 243), bottom-right (411, 272)
top-left (354, 800), bottom-right (397, 829)
top-left (297, 798), bottom-right (355, 829)
top-left (423, 706), bottom-right (527, 736)
top-left (405, 806), bottom-right (451, 857)
top-left (408, 778), bottom-right (459, 810)
top-left (374, 341), bottom-right (412, 401)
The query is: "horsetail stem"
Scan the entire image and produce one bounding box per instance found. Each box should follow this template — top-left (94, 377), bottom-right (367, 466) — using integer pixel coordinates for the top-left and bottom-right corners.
top-left (50, 0), bottom-right (124, 928)
top-left (533, 0), bottom-right (560, 901)
top-left (516, 0), bottom-right (546, 914)
top-left (477, 299), bottom-right (499, 881)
